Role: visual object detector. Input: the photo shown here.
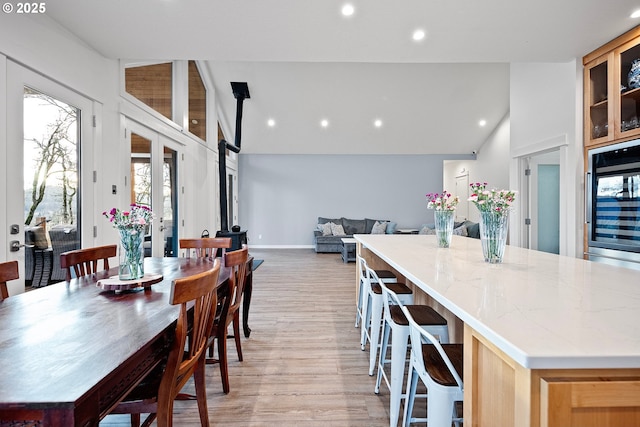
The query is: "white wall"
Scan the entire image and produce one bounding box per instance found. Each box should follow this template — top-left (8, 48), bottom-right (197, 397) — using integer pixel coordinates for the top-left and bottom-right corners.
top-left (444, 114), bottom-right (511, 223)
top-left (239, 153), bottom-right (473, 247)
top-left (509, 60), bottom-right (582, 257)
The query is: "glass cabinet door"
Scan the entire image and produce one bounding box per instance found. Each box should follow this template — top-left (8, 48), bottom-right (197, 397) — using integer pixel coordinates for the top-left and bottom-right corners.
top-left (617, 40), bottom-right (640, 140)
top-left (585, 54), bottom-right (613, 145)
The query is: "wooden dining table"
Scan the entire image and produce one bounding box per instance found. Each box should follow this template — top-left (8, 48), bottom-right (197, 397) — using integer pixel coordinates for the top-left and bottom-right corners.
top-left (0, 257), bottom-right (230, 427)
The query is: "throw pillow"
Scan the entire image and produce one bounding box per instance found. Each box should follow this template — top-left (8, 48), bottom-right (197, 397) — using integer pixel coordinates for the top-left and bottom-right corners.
top-left (385, 222), bottom-right (398, 234)
top-left (452, 225), bottom-right (468, 236)
top-left (330, 222), bottom-right (346, 236)
top-left (418, 226), bottom-right (436, 235)
top-left (32, 226), bottom-right (50, 249)
top-left (371, 221), bottom-right (387, 234)
top-left (319, 222), bottom-right (333, 236)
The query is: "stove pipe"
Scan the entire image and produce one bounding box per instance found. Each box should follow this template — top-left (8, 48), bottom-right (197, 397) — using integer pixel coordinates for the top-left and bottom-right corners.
top-left (219, 82), bottom-right (250, 233)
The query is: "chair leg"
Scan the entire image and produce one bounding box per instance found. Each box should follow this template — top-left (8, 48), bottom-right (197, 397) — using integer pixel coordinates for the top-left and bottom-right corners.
top-left (403, 368), bottom-right (419, 427)
top-left (218, 328), bottom-right (230, 393)
top-left (360, 291), bottom-right (371, 349)
top-left (355, 280), bottom-right (363, 328)
top-left (233, 312), bottom-right (243, 361)
top-left (193, 357), bottom-right (210, 427)
top-left (388, 327), bottom-right (409, 427)
top-left (368, 296), bottom-right (383, 376)
top-left (375, 322), bottom-right (391, 393)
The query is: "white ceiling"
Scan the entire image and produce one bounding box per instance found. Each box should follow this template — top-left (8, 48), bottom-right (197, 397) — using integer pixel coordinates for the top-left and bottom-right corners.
top-left (44, 0), bottom-right (640, 154)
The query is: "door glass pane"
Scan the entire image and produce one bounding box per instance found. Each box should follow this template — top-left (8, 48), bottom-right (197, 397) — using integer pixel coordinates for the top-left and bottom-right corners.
top-left (163, 146), bottom-right (177, 256)
top-left (130, 133), bottom-right (152, 257)
top-left (188, 61), bottom-right (206, 141)
top-left (23, 87), bottom-right (80, 286)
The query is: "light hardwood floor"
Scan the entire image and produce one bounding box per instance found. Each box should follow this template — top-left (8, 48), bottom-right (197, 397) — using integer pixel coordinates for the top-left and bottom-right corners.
top-left (101, 248), bottom-right (399, 426)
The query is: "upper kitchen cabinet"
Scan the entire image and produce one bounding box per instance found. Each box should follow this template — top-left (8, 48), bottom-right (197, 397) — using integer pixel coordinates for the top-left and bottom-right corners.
top-left (584, 26), bottom-right (640, 147)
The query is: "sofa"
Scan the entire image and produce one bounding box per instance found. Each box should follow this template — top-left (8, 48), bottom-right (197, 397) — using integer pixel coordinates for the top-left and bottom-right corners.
top-left (314, 217), bottom-right (397, 253)
top-left (418, 219), bottom-right (480, 239)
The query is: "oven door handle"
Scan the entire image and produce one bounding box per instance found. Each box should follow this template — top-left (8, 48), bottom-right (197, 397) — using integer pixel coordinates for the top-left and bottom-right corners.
top-left (585, 172), bottom-right (592, 224)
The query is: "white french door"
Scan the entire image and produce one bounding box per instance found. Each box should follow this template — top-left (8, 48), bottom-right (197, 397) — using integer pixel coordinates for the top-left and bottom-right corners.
top-left (3, 60), bottom-right (94, 295)
top-left (125, 119), bottom-right (180, 257)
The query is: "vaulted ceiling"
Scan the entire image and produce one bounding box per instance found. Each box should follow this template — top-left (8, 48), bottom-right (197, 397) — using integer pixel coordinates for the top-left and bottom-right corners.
top-left (45, 0), bottom-right (640, 154)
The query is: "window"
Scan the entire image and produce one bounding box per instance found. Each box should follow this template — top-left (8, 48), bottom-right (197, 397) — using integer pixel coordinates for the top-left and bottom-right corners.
top-left (188, 61), bottom-right (207, 141)
top-left (125, 63), bottom-right (173, 120)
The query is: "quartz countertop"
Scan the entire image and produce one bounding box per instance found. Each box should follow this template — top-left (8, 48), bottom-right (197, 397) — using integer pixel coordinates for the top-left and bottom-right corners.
top-left (355, 234), bottom-right (640, 370)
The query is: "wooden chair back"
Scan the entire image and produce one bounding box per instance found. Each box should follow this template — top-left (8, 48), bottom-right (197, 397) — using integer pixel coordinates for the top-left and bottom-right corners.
top-left (157, 260), bottom-right (220, 426)
top-left (110, 260), bottom-right (221, 426)
top-left (0, 261), bottom-right (19, 301)
top-left (179, 237), bottom-right (232, 259)
top-left (59, 245), bottom-right (117, 281)
top-left (224, 245), bottom-right (249, 327)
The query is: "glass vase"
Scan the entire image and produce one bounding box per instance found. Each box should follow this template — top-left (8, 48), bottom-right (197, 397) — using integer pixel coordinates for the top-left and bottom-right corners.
top-left (118, 227), bottom-right (145, 280)
top-left (479, 210), bottom-right (509, 263)
top-left (434, 210), bottom-right (455, 248)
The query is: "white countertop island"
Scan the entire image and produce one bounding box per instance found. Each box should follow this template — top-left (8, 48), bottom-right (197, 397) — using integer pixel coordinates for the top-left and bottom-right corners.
top-left (355, 234), bottom-right (640, 427)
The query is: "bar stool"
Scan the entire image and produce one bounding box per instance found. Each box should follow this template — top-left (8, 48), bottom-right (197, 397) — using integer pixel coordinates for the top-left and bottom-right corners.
top-left (401, 304), bottom-right (463, 427)
top-left (375, 279), bottom-right (449, 427)
top-left (362, 266), bottom-right (413, 377)
top-left (355, 254), bottom-right (398, 328)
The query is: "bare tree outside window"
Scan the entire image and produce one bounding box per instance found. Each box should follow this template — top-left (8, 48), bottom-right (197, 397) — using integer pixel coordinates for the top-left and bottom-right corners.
top-left (23, 87), bottom-right (78, 226)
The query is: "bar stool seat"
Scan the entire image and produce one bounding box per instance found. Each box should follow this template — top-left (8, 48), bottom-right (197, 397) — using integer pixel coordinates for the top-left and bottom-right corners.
top-left (375, 279), bottom-right (449, 427)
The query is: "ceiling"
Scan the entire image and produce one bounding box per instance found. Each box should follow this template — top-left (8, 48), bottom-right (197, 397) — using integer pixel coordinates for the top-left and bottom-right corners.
top-left (44, 0), bottom-right (640, 155)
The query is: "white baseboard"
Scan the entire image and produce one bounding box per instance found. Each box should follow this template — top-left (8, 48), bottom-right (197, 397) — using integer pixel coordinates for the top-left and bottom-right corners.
top-left (248, 244), bottom-right (315, 249)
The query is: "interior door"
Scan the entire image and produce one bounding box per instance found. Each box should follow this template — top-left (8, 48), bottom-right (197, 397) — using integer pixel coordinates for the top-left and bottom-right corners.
top-left (4, 61), bottom-right (93, 295)
top-left (126, 119), bottom-right (179, 257)
top-left (526, 150), bottom-right (560, 254)
top-left (455, 173), bottom-right (469, 222)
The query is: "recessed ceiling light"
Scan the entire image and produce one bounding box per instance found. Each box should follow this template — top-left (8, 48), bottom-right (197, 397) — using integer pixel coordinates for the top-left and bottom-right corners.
top-left (632, 9), bottom-right (640, 18)
top-left (479, 119), bottom-right (487, 127)
top-left (320, 119), bottom-right (329, 128)
top-left (341, 3), bottom-right (355, 17)
top-left (374, 119), bottom-right (383, 128)
top-left (412, 29), bottom-right (426, 42)
top-left (267, 118), bottom-right (276, 127)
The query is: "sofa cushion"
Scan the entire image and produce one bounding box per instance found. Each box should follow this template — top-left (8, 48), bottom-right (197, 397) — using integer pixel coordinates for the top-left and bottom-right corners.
top-left (365, 218), bottom-right (388, 234)
top-left (462, 220), bottom-right (480, 239)
top-left (453, 225), bottom-right (468, 236)
top-left (342, 218), bottom-right (366, 235)
top-left (318, 217), bottom-right (341, 226)
top-left (371, 221), bottom-right (387, 234)
top-left (318, 222), bottom-right (333, 236)
top-left (31, 226), bottom-right (50, 249)
top-left (385, 222), bottom-right (398, 234)
top-left (419, 226), bottom-right (436, 235)
top-left (330, 222), bottom-right (346, 236)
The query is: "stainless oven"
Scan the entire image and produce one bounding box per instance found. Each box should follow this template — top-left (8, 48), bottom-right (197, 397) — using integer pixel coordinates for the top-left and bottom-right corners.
top-left (586, 139), bottom-right (640, 270)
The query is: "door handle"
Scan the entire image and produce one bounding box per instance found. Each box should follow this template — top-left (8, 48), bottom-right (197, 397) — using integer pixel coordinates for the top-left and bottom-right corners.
top-left (9, 241), bottom-right (33, 252)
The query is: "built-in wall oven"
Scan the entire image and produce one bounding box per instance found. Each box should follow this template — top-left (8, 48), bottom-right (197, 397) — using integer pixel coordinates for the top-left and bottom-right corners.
top-left (586, 139), bottom-right (640, 270)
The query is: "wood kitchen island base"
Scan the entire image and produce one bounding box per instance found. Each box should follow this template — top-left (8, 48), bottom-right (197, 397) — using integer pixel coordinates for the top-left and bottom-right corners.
top-left (355, 234), bottom-right (640, 427)
top-left (466, 324), bottom-right (640, 427)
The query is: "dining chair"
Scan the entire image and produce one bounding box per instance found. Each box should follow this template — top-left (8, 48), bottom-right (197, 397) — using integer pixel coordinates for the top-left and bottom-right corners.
top-left (401, 304), bottom-right (463, 427)
top-left (179, 237), bottom-right (232, 259)
top-left (206, 244), bottom-right (249, 394)
top-left (110, 260), bottom-right (221, 427)
top-left (0, 260), bottom-right (19, 301)
top-left (59, 244), bottom-right (117, 281)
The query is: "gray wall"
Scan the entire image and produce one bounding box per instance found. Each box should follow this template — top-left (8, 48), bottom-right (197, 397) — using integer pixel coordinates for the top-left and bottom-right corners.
top-left (239, 153), bottom-right (473, 247)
